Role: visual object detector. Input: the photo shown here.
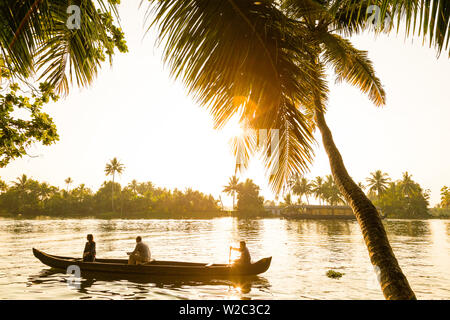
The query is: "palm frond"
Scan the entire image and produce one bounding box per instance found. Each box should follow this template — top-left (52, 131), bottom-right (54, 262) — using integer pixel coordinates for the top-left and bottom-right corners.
top-left (148, 0), bottom-right (320, 193)
top-left (347, 0), bottom-right (450, 57)
top-left (0, 0), bottom-right (125, 94)
top-left (319, 32), bottom-right (386, 106)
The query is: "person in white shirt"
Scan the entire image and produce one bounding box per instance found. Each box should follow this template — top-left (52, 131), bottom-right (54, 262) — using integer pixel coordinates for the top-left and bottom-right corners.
top-left (127, 236), bottom-right (151, 265)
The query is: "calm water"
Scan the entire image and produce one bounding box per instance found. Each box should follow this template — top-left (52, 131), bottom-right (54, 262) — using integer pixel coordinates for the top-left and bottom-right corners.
top-left (0, 217), bottom-right (448, 300)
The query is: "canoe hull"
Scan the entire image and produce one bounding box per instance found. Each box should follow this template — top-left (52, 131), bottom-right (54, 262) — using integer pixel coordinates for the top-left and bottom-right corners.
top-left (32, 248), bottom-right (271, 277)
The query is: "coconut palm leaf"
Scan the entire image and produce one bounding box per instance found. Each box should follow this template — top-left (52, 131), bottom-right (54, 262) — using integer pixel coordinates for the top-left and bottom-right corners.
top-left (148, 0), bottom-right (321, 193)
top-left (0, 0), bottom-right (125, 93)
top-left (347, 0), bottom-right (450, 56)
top-left (318, 32), bottom-right (386, 106)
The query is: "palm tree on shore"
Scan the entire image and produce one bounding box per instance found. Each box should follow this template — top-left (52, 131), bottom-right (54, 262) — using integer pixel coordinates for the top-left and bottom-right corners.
top-left (292, 177), bottom-right (312, 204)
top-left (366, 170), bottom-right (391, 197)
top-left (149, 0), bottom-right (416, 298)
top-left (323, 175), bottom-right (344, 206)
top-left (0, 180), bottom-right (7, 193)
top-left (13, 174), bottom-right (29, 190)
top-left (105, 157), bottom-right (125, 212)
top-left (128, 179), bottom-right (139, 195)
top-left (399, 172), bottom-right (417, 197)
top-left (312, 177), bottom-right (325, 205)
top-left (223, 175), bottom-right (239, 210)
top-left (64, 177), bottom-right (73, 192)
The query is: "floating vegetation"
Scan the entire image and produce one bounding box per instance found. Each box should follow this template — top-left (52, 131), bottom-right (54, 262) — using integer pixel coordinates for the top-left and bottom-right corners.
top-left (326, 270), bottom-right (344, 279)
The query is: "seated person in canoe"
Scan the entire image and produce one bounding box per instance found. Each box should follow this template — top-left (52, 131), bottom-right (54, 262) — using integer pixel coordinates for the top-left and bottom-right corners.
top-left (230, 241), bottom-right (251, 266)
top-left (127, 236), bottom-right (152, 265)
top-left (83, 234), bottom-right (96, 262)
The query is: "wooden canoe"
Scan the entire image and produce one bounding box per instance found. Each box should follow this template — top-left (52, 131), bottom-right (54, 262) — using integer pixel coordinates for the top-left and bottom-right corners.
top-left (32, 248), bottom-right (272, 277)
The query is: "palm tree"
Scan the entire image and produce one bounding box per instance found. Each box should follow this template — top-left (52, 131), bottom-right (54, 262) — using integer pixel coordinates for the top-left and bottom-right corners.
top-left (64, 177), bottom-right (73, 192)
top-left (323, 175), bottom-right (344, 206)
top-left (0, 1), bottom-right (127, 95)
top-left (286, 2), bottom-right (415, 299)
top-left (105, 157), bottom-right (125, 212)
top-left (38, 182), bottom-right (55, 201)
top-left (399, 172), bottom-right (417, 197)
top-left (348, 0), bottom-right (450, 57)
top-left (223, 175), bottom-right (240, 210)
top-left (128, 180), bottom-right (139, 195)
top-left (148, 1), bottom-right (416, 299)
top-left (13, 174), bottom-right (29, 191)
top-left (366, 170), bottom-right (391, 197)
top-left (312, 177), bottom-right (326, 205)
top-left (292, 177), bottom-right (312, 204)
top-left (0, 179), bottom-right (7, 193)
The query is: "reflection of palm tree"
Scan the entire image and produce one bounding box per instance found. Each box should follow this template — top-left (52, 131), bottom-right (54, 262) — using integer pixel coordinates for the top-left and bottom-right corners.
top-left (150, 1), bottom-right (414, 299)
top-left (64, 177), bottom-right (73, 192)
top-left (223, 175), bottom-right (239, 210)
top-left (105, 157), bottom-right (125, 212)
top-left (366, 170), bottom-right (390, 197)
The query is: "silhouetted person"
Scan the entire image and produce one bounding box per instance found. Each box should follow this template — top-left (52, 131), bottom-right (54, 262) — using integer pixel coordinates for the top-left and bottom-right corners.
top-left (127, 236), bottom-right (151, 265)
top-left (230, 241), bottom-right (251, 266)
top-left (83, 234), bottom-right (96, 262)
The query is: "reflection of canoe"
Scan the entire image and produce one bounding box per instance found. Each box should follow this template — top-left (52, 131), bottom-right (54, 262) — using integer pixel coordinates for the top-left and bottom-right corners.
top-left (29, 268), bottom-right (270, 293)
top-left (32, 248), bottom-right (272, 277)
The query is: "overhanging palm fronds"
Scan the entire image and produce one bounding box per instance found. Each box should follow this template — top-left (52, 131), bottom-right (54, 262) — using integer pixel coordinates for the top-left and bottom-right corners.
top-left (347, 0), bottom-right (450, 57)
top-left (148, 0), bottom-right (322, 193)
top-left (318, 31), bottom-right (386, 106)
top-left (0, 0), bottom-right (127, 94)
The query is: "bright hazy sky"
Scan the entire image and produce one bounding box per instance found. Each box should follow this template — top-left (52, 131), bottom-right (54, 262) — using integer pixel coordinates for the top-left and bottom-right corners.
top-left (1, 1), bottom-right (449, 207)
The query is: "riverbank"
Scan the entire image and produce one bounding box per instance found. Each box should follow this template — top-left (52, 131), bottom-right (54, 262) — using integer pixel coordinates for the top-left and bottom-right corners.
top-left (0, 210), bottom-right (277, 220)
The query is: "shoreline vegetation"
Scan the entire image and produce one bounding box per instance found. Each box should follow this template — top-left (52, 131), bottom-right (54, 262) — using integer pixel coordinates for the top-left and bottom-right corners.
top-left (0, 169), bottom-right (448, 220)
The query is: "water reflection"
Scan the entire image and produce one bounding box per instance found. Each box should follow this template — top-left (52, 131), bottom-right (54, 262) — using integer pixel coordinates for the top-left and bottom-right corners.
top-left (385, 220), bottom-right (430, 237)
top-left (1, 218), bottom-right (449, 299)
top-left (233, 219), bottom-right (263, 239)
top-left (28, 268), bottom-right (270, 299)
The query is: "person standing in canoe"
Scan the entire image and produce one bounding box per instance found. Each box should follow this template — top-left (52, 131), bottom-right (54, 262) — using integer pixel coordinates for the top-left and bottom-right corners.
top-left (83, 234), bottom-right (96, 262)
top-left (230, 241), bottom-right (251, 266)
top-left (127, 236), bottom-right (151, 265)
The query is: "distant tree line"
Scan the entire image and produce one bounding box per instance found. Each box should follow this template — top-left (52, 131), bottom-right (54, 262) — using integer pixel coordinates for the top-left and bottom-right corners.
top-left (275, 171), bottom-right (436, 219)
top-left (0, 174), bottom-right (221, 218)
top-left (0, 159), bottom-right (221, 218)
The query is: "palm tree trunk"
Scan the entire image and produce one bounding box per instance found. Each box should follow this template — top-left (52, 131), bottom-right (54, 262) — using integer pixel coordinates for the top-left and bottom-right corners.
top-left (315, 108), bottom-right (416, 300)
top-left (112, 175), bottom-right (115, 212)
top-left (232, 192), bottom-right (235, 210)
